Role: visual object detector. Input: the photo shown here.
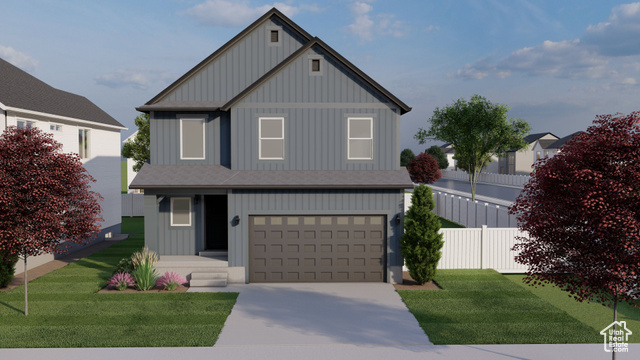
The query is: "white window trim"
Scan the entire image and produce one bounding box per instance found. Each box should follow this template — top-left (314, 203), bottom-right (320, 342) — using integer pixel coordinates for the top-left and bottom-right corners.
top-left (17, 119), bottom-right (35, 129)
top-left (347, 117), bottom-right (373, 160)
top-left (50, 123), bottom-right (63, 132)
top-left (180, 117), bottom-right (206, 160)
top-left (259, 117), bottom-right (285, 160)
top-left (170, 197), bottom-right (192, 227)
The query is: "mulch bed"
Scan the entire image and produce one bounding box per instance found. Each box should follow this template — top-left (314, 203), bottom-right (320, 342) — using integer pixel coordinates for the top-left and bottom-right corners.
top-left (98, 285), bottom-right (189, 294)
top-left (393, 271), bottom-right (441, 290)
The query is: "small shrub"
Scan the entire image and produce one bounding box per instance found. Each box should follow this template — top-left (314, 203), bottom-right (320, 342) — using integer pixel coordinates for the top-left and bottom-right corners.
top-left (156, 272), bottom-right (187, 291)
top-left (132, 260), bottom-right (159, 291)
top-left (0, 252), bottom-right (18, 288)
top-left (107, 272), bottom-right (136, 291)
top-left (111, 257), bottom-right (134, 276)
top-left (131, 247), bottom-right (158, 268)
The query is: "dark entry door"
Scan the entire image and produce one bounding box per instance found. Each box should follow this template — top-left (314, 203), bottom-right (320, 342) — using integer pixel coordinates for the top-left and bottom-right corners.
top-left (205, 195), bottom-right (228, 250)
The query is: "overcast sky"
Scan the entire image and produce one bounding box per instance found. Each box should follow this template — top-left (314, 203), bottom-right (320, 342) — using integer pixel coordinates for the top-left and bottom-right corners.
top-left (2, 1), bottom-right (639, 153)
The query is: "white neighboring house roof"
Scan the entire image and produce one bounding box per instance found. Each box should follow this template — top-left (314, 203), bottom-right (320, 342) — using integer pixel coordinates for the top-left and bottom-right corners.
top-left (123, 130), bottom-right (139, 143)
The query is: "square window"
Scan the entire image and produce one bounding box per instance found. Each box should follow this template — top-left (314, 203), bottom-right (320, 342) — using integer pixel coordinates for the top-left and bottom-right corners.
top-left (180, 118), bottom-right (205, 159)
top-left (171, 198), bottom-right (191, 226)
top-left (259, 117), bottom-right (284, 160)
top-left (348, 117), bottom-right (373, 160)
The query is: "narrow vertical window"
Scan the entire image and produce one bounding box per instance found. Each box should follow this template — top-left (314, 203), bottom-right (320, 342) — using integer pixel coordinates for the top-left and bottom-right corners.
top-left (311, 59), bottom-right (320, 72)
top-left (259, 117), bottom-right (284, 160)
top-left (78, 129), bottom-right (90, 159)
top-left (171, 197), bottom-right (191, 226)
top-left (348, 117), bottom-right (373, 160)
top-left (270, 30), bottom-right (279, 43)
top-left (180, 118), bottom-right (205, 160)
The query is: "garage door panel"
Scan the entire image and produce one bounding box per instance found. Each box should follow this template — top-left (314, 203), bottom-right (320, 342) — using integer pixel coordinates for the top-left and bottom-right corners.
top-left (249, 215), bottom-right (386, 282)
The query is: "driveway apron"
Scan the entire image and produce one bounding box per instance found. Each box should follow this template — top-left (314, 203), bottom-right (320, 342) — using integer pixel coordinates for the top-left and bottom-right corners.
top-left (207, 283), bottom-right (432, 346)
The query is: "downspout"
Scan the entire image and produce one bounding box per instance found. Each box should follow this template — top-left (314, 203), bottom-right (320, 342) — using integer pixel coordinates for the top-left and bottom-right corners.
top-left (3, 109), bottom-right (6, 129)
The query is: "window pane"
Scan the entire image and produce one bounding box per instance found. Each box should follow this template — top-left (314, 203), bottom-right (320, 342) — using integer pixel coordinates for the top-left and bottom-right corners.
top-left (17, 121), bottom-right (25, 129)
top-left (261, 139), bottom-right (283, 159)
top-left (311, 59), bottom-right (320, 72)
top-left (270, 30), bottom-right (279, 43)
top-left (349, 139), bottom-right (372, 159)
top-left (172, 198), bottom-right (191, 226)
top-left (261, 119), bottom-right (283, 138)
top-left (349, 119), bottom-right (371, 138)
top-left (78, 129), bottom-right (89, 158)
top-left (182, 119), bottom-right (204, 158)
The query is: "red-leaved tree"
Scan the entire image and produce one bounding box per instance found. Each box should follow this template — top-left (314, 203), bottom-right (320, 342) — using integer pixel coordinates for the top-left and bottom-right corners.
top-left (0, 126), bottom-right (103, 315)
top-left (510, 112), bottom-right (640, 356)
top-left (407, 152), bottom-right (442, 184)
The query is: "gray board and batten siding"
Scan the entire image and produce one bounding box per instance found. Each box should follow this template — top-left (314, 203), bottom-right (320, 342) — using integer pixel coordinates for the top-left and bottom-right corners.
top-left (150, 111), bottom-right (231, 166)
top-left (162, 17), bottom-right (308, 103)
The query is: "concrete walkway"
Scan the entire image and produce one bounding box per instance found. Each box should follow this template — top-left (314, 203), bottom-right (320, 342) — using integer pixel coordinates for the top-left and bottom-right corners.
top-left (191, 283), bottom-right (430, 346)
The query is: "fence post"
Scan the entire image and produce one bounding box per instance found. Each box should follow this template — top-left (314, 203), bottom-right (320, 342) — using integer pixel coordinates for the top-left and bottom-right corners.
top-left (481, 225), bottom-right (488, 269)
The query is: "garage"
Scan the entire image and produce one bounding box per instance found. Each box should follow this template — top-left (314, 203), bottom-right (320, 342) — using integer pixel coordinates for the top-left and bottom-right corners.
top-left (249, 215), bottom-right (386, 282)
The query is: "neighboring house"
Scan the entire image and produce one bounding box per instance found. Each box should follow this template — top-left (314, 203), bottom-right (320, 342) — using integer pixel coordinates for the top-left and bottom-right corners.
top-left (440, 143), bottom-right (498, 173)
top-left (122, 130), bottom-right (142, 194)
top-left (0, 57), bottom-right (126, 268)
top-left (440, 143), bottom-right (456, 170)
top-left (544, 131), bottom-right (583, 158)
top-left (130, 8), bottom-right (412, 284)
top-left (498, 132), bottom-right (558, 175)
top-left (531, 137), bottom-right (558, 164)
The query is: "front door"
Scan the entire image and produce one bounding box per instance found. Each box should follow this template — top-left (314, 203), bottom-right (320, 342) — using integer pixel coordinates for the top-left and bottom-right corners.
top-left (205, 195), bottom-right (228, 251)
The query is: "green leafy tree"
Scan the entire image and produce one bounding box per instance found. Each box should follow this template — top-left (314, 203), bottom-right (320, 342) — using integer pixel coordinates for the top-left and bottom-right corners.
top-left (122, 113), bottom-right (150, 172)
top-left (415, 95), bottom-right (530, 200)
top-left (426, 145), bottom-right (449, 169)
top-left (400, 148), bottom-right (416, 167)
top-left (401, 184), bottom-right (443, 284)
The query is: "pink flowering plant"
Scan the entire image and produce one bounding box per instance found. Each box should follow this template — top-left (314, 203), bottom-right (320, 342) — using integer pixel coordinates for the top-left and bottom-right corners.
top-left (156, 272), bottom-right (187, 291)
top-left (107, 272), bottom-right (136, 291)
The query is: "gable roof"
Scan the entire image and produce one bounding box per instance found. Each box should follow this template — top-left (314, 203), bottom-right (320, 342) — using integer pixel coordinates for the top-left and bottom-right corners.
top-left (0, 57), bottom-right (124, 129)
top-left (220, 37), bottom-right (411, 114)
top-left (143, 8), bottom-right (313, 106)
top-left (535, 139), bottom-right (557, 150)
top-left (138, 8), bottom-right (411, 115)
top-left (549, 131), bottom-right (583, 149)
top-left (523, 132), bottom-right (558, 144)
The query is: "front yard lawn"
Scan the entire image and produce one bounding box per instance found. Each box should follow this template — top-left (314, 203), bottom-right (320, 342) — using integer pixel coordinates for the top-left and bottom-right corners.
top-left (0, 217), bottom-right (238, 348)
top-left (398, 269), bottom-right (600, 344)
top-left (505, 274), bottom-right (640, 344)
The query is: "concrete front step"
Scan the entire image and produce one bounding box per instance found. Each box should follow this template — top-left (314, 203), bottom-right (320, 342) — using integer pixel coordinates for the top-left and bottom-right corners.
top-left (190, 272), bottom-right (228, 287)
top-left (198, 250), bottom-right (228, 258)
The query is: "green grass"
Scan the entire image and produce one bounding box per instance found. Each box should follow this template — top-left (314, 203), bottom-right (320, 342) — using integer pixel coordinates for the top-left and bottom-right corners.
top-left (398, 269), bottom-right (600, 344)
top-left (505, 274), bottom-right (640, 343)
top-left (438, 217), bottom-right (465, 228)
top-left (121, 160), bottom-right (128, 193)
top-left (0, 217), bottom-right (238, 348)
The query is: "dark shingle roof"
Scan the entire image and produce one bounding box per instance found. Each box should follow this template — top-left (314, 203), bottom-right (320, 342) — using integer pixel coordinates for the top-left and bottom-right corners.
top-left (0, 57), bottom-right (124, 128)
top-left (130, 165), bottom-right (413, 189)
top-left (549, 131), bottom-right (583, 149)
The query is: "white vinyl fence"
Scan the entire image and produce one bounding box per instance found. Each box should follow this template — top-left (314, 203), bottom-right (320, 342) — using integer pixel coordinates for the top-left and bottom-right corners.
top-left (441, 170), bottom-right (530, 187)
top-left (122, 193), bottom-right (144, 217)
top-left (404, 192), bottom-right (518, 228)
top-left (437, 227), bottom-right (528, 273)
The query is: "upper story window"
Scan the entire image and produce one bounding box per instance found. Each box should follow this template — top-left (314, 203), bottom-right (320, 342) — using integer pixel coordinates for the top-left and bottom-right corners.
top-left (536, 151), bottom-right (541, 160)
top-left (170, 197), bottom-right (191, 226)
top-left (50, 123), bottom-right (63, 132)
top-left (17, 120), bottom-right (35, 129)
top-left (180, 117), bottom-right (205, 160)
top-left (308, 55), bottom-right (323, 76)
top-left (347, 117), bottom-right (373, 160)
top-left (259, 117), bottom-right (284, 160)
top-left (267, 27), bottom-right (281, 46)
top-left (311, 59), bottom-right (320, 72)
top-left (78, 129), bottom-right (90, 159)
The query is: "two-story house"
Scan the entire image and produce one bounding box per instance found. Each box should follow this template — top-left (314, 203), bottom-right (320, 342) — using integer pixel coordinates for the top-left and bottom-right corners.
top-left (0, 57), bottom-right (126, 270)
top-left (498, 132), bottom-right (558, 175)
top-left (131, 8), bottom-right (412, 284)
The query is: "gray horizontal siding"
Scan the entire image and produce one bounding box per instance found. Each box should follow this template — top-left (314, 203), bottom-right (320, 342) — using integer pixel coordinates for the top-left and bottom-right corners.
top-left (231, 106), bottom-right (399, 170)
top-left (151, 111), bottom-right (230, 166)
top-left (228, 189), bottom-right (404, 271)
top-left (243, 46), bottom-right (389, 104)
top-left (163, 17), bottom-right (306, 103)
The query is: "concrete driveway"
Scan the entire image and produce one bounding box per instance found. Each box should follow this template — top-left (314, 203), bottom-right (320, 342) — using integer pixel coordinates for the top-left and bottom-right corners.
top-left (190, 283), bottom-right (431, 346)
